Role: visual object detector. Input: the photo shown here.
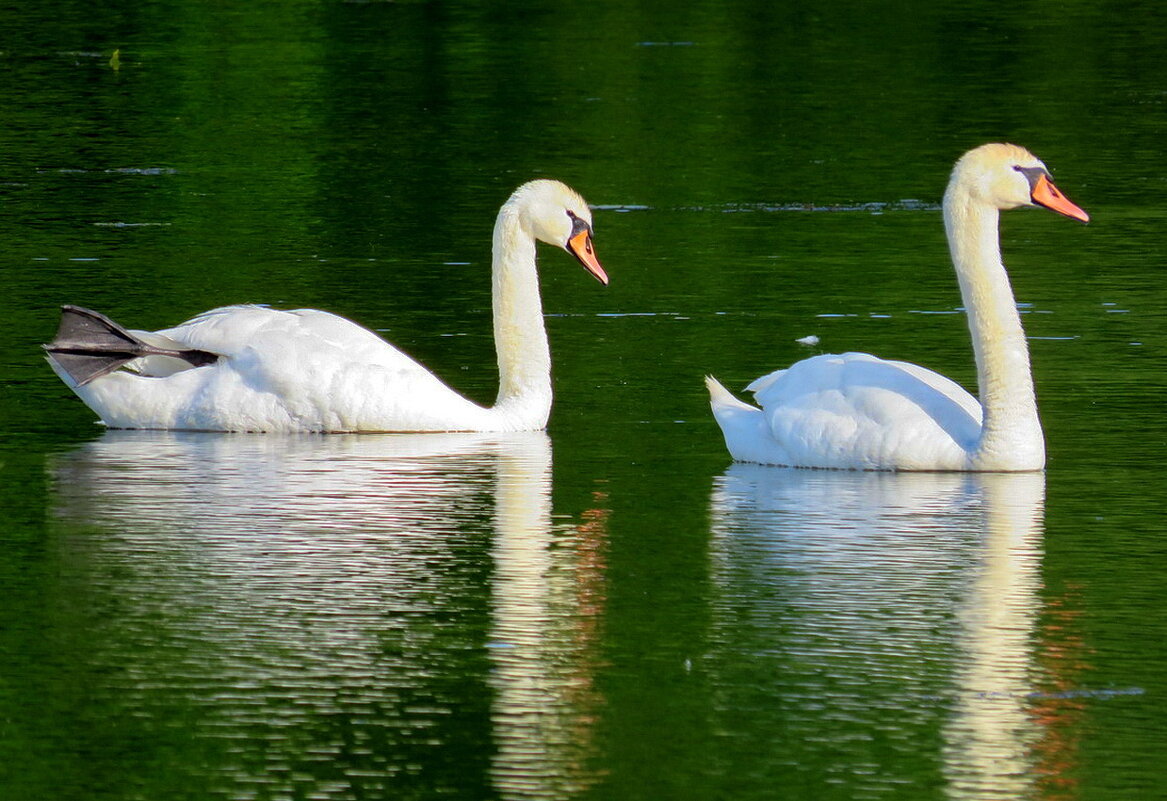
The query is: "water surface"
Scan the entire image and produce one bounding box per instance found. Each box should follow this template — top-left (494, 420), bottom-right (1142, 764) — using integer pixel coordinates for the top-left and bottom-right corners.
top-left (3, 1), bottom-right (1166, 799)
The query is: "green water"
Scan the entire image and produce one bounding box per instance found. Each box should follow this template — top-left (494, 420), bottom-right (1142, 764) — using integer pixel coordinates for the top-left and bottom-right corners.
top-left (2, 2), bottom-right (1166, 799)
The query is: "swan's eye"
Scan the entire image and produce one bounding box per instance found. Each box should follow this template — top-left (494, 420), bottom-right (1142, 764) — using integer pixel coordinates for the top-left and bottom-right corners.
top-left (567, 210), bottom-right (590, 240)
top-left (1013, 165), bottom-right (1049, 192)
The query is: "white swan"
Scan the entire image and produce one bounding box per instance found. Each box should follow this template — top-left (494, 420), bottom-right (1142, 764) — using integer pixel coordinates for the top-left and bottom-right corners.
top-left (706, 143), bottom-right (1089, 471)
top-left (45, 179), bottom-right (608, 433)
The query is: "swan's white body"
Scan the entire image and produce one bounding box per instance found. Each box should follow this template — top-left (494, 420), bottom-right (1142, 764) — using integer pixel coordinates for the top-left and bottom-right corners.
top-left (49, 180), bottom-right (607, 432)
top-left (707, 143), bottom-right (1089, 471)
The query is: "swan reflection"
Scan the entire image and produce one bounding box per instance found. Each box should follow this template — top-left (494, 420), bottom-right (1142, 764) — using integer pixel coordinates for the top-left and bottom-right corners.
top-left (708, 465), bottom-right (1047, 800)
top-left (49, 430), bottom-right (605, 799)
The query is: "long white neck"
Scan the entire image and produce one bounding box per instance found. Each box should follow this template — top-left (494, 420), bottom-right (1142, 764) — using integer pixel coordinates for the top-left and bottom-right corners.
top-left (944, 188), bottom-right (1044, 470)
top-left (488, 204), bottom-right (553, 429)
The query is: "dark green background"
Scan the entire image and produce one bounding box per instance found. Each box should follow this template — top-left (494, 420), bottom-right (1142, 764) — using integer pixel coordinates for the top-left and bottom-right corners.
top-left (2, 1), bottom-right (1165, 799)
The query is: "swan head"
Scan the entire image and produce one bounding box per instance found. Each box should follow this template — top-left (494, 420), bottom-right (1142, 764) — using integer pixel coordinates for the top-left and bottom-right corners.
top-left (507, 179), bottom-right (609, 285)
top-left (949, 143), bottom-right (1089, 223)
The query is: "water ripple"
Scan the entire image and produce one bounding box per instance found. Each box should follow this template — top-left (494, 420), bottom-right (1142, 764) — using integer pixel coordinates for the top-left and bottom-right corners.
top-left (44, 431), bottom-right (608, 799)
top-left (707, 468), bottom-right (1056, 800)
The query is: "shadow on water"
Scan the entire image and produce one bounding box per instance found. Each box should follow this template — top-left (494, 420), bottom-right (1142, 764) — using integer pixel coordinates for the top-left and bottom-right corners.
top-left (706, 467), bottom-right (1072, 799)
top-left (38, 431), bottom-right (607, 800)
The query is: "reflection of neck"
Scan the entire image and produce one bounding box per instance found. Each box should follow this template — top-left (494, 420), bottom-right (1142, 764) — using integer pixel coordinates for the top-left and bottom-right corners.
top-left (489, 433), bottom-right (554, 668)
top-left (487, 432), bottom-right (606, 797)
top-left (942, 472), bottom-right (1045, 799)
top-left (491, 207), bottom-right (552, 428)
top-left (943, 189), bottom-right (1043, 469)
top-left (488, 434), bottom-right (558, 794)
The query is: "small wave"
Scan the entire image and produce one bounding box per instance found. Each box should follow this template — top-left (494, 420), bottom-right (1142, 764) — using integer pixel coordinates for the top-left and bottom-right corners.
top-left (107, 167), bottom-right (178, 175)
top-left (37, 167), bottom-right (178, 176)
top-left (917, 686), bottom-right (1144, 703)
top-left (591, 204), bottom-right (652, 213)
top-left (684, 199), bottom-right (940, 214)
top-left (93, 222), bottom-right (171, 228)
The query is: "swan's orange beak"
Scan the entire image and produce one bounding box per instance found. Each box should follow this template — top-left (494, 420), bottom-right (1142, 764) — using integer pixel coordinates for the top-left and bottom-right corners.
top-left (568, 229), bottom-right (609, 285)
top-left (1032, 174), bottom-right (1089, 223)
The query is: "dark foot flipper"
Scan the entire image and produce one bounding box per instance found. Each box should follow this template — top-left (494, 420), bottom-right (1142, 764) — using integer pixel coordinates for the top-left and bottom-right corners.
top-left (44, 305), bottom-right (219, 387)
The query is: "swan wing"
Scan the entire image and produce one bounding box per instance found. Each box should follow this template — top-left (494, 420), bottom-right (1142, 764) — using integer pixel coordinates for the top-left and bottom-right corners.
top-left (74, 306), bottom-right (491, 432)
top-left (163, 305), bottom-right (452, 390)
top-left (158, 306), bottom-right (412, 365)
top-left (747, 352), bottom-right (982, 470)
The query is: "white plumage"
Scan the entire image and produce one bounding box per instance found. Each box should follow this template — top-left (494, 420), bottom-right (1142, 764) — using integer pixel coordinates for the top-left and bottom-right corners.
top-left (707, 143), bottom-right (1089, 471)
top-left (47, 179), bottom-right (608, 432)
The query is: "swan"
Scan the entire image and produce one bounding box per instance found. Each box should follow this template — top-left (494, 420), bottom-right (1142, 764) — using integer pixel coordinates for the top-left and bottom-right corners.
top-left (44, 179), bottom-right (608, 433)
top-left (706, 143), bottom-right (1089, 471)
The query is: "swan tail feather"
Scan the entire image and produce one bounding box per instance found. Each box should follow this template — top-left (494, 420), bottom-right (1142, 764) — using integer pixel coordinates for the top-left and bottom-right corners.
top-left (43, 305), bottom-right (219, 387)
top-left (705, 374), bottom-right (757, 412)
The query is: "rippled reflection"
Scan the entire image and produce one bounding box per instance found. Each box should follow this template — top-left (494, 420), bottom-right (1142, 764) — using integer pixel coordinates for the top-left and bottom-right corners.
top-left (941, 474), bottom-right (1044, 800)
top-left (48, 431), bottom-right (605, 800)
top-left (708, 467), bottom-right (1046, 799)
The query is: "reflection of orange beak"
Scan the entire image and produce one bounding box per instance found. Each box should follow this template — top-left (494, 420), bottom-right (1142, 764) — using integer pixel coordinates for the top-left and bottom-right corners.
top-left (1032, 174), bottom-right (1090, 223)
top-left (568, 229), bottom-right (609, 285)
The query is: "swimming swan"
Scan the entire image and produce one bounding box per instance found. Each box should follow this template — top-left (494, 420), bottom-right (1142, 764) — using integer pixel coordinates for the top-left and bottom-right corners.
top-left (706, 143), bottom-right (1088, 471)
top-left (45, 179), bottom-right (608, 432)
